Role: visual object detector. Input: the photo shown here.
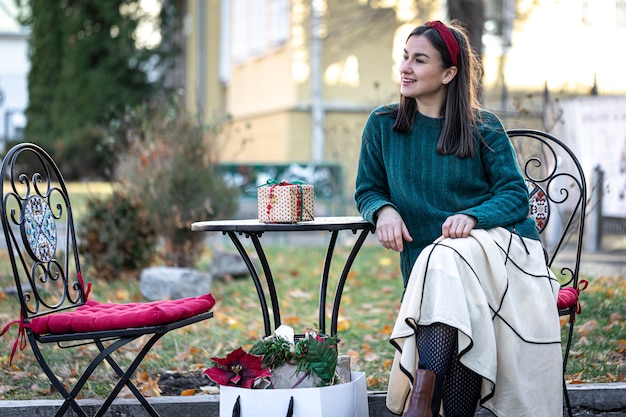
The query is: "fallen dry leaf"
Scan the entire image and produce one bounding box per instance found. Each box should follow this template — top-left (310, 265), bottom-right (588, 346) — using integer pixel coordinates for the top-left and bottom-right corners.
top-left (362, 334), bottom-right (376, 343)
top-left (568, 350), bottom-right (584, 359)
top-left (337, 318), bottom-right (350, 331)
top-left (200, 385), bottom-right (220, 394)
top-left (366, 374), bottom-right (382, 387)
top-left (136, 371), bottom-right (150, 383)
top-left (609, 312), bottom-right (624, 324)
top-left (114, 289), bottom-right (129, 301)
top-left (379, 257), bottom-right (393, 267)
top-left (288, 289), bottom-right (312, 299)
top-left (577, 319), bottom-right (599, 336)
top-left (381, 286), bottom-right (395, 294)
top-left (140, 377), bottom-right (161, 397)
top-left (567, 371), bottom-right (584, 384)
top-left (244, 329), bottom-right (262, 340)
top-left (345, 349), bottom-right (360, 362)
top-left (576, 336), bottom-right (591, 346)
top-left (8, 370), bottom-right (31, 380)
top-left (380, 324), bottom-right (393, 335)
top-left (0, 385), bottom-right (16, 394)
top-left (174, 350), bottom-right (191, 361)
top-left (282, 316), bottom-right (301, 326)
top-left (118, 385), bottom-right (134, 399)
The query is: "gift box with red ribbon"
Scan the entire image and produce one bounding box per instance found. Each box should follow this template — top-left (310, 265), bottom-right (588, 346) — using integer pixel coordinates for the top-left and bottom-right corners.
top-left (257, 180), bottom-right (314, 223)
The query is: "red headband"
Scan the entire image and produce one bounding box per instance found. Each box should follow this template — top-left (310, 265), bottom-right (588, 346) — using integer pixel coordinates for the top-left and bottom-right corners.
top-left (424, 21), bottom-right (460, 66)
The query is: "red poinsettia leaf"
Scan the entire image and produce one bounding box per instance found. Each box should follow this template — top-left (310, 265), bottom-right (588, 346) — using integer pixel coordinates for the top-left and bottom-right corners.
top-left (204, 347), bottom-right (272, 388)
top-left (239, 351), bottom-right (265, 372)
top-left (203, 366), bottom-right (234, 386)
top-left (240, 367), bottom-right (272, 387)
top-left (238, 352), bottom-right (272, 388)
top-left (238, 377), bottom-right (255, 388)
top-left (210, 347), bottom-right (246, 368)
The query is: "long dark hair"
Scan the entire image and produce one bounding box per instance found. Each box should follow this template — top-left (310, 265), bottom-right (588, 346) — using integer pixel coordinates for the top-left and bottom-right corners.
top-left (392, 20), bottom-right (482, 158)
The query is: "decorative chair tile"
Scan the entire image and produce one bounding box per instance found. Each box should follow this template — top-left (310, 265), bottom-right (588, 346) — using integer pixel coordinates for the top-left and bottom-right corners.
top-left (527, 181), bottom-right (549, 233)
top-left (21, 195), bottom-right (57, 262)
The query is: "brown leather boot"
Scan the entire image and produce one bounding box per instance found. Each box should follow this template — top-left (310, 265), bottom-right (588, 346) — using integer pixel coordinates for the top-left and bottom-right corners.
top-left (404, 369), bottom-right (436, 417)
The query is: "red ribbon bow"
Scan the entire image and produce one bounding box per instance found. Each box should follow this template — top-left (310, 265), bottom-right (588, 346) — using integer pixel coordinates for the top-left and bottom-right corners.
top-left (263, 179), bottom-right (306, 222)
top-left (557, 279), bottom-right (588, 315)
top-left (0, 274), bottom-right (90, 366)
top-left (0, 313), bottom-right (29, 366)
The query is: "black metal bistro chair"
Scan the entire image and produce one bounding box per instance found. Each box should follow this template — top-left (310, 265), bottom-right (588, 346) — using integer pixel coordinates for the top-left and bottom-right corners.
top-left (507, 129), bottom-right (588, 417)
top-left (0, 143), bottom-right (216, 417)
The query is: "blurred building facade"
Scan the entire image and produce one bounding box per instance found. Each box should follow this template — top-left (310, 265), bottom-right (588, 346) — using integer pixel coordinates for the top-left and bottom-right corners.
top-left (0, 0), bottom-right (29, 148)
top-left (182, 0), bottom-right (626, 199)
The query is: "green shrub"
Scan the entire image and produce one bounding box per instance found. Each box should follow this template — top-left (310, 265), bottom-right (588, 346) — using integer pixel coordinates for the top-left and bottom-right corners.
top-left (113, 94), bottom-right (240, 267)
top-left (78, 190), bottom-right (157, 281)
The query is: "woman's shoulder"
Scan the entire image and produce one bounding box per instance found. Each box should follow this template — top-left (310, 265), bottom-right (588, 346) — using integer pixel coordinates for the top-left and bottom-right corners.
top-left (370, 103), bottom-right (399, 117)
top-left (475, 108), bottom-right (503, 127)
top-left (474, 109), bottom-right (507, 138)
top-left (364, 103), bottom-right (399, 130)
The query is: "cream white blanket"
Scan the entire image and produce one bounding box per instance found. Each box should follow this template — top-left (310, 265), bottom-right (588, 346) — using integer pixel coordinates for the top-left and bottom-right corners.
top-left (386, 228), bottom-right (562, 417)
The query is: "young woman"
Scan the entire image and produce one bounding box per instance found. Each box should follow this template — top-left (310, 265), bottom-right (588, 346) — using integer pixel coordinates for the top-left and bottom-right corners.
top-left (355, 20), bottom-right (562, 417)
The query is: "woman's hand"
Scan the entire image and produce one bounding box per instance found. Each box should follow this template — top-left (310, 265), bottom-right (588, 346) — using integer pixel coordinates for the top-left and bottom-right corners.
top-left (441, 214), bottom-right (477, 238)
top-left (375, 206), bottom-right (413, 252)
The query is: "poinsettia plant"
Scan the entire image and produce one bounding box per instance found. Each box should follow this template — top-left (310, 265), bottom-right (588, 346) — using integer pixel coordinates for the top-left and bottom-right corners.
top-left (203, 326), bottom-right (341, 389)
top-left (203, 347), bottom-right (272, 388)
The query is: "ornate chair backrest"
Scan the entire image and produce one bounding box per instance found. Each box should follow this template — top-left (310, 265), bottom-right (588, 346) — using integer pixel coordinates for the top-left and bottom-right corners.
top-left (507, 129), bottom-right (587, 367)
top-left (507, 130), bottom-right (587, 281)
top-left (0, 143), bottom-right (87, 323)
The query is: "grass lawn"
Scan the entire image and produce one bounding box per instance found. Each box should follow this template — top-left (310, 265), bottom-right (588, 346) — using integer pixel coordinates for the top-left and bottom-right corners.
top-left (0, 183), bottom-right (623, 400)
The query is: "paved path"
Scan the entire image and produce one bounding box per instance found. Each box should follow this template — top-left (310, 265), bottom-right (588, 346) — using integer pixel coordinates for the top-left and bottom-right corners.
top-left (0, 384), bottom-right (625, 417)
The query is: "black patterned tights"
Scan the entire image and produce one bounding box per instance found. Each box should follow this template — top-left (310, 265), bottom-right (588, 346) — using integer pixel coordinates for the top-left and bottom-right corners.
top-left (415, 323), bottom-right (481, 417)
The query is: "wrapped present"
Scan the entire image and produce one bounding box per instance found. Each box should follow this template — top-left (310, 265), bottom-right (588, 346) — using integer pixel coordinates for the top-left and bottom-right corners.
top-left (257, 180), bottom-right (314, 223)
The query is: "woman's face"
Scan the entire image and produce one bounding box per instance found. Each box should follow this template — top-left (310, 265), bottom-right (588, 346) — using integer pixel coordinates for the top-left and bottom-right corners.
top-left (399, 34), bottom-right (456, 105)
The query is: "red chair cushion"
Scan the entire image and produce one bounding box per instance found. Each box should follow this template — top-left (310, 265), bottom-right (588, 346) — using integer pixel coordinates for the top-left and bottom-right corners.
top-left (29, 293), bottom-right (215, 335)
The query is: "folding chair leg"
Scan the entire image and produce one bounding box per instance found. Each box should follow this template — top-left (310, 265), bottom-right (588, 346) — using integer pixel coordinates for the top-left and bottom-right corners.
top-left (29, 334), bottom-right (91, 417)
top-left (563, 377), bottom-right (573, 417)
top-left (30, 333), bottom-right (164, 417)
top-left (95, 335), bottom-right (164, 417)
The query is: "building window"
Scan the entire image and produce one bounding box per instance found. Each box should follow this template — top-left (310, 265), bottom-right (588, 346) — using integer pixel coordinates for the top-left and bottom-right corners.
top-left (250, 0), bottom-right (267, 56)
top-left (231, 0), bottom-right (289, 64)
top-left (615, 0), bottom-right (626, 27)
top-left (232, 0), bottom-right (249, 63)
top-left (270, 0), bottom-right (290, 46)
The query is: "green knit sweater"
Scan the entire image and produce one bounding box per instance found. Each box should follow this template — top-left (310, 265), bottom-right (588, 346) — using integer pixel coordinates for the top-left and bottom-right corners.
top-left (354, 104), bottom-right (540, 285)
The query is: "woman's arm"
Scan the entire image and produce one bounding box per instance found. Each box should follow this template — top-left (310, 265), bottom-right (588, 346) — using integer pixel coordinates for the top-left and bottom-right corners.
top-left (459, 114), bottom-right (530, 229)
top-left (354, 112), bottom-right (412, 251)
top-left (354, 113), bottom-right (396, 224)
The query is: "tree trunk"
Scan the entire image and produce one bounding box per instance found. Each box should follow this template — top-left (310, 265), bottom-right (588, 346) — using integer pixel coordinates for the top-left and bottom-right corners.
top-left (447, 0), bottom-right (485, 100)
top-left (447, 0), bottom-right (485, 58)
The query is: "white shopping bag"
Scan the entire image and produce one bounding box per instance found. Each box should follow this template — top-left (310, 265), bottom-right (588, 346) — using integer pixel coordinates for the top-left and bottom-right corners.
top-left (219, 371), bottom-right (369, 417)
